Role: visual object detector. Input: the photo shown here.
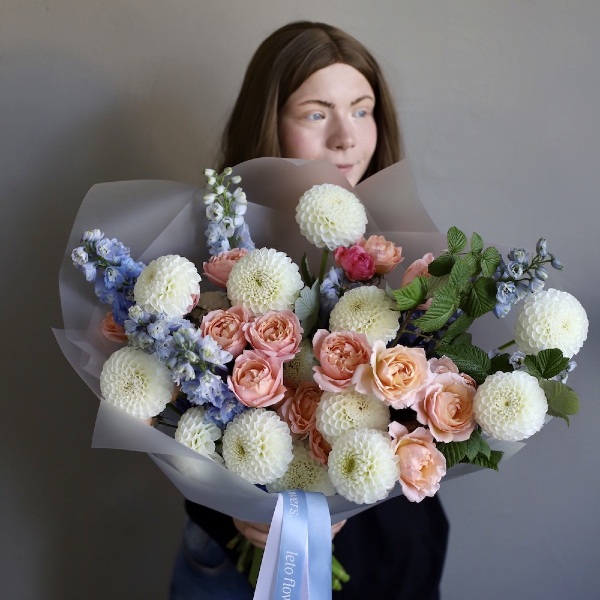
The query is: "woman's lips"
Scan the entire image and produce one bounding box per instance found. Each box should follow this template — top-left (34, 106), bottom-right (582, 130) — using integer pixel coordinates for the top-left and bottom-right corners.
top-left (336, 164), bottom-right (354, 174)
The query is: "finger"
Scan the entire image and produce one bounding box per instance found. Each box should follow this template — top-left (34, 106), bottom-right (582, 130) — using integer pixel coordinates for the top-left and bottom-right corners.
top-left (331, 519), bottom-right (347, 539)
top-left (233, 518), bottom-right (270, 549)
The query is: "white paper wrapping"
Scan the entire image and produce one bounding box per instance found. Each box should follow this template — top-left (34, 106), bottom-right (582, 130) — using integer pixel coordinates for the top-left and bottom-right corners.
top-left (54, 157), bottom-right (526, 525)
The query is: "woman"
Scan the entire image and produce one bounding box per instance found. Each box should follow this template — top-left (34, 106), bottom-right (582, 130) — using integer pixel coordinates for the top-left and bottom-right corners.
top-left (170, 21), bottom-right (449, 600)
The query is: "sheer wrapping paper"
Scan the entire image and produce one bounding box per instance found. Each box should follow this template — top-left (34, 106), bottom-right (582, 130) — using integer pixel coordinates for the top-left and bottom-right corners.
top-left (54, 158), bottom-right (526, 525)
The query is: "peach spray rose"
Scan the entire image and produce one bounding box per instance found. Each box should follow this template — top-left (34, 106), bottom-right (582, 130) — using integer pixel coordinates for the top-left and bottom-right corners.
top-left (312, 329), bottom-right (372, 392)
top-left (389, 422), bottom-right (446, 502)
top-left (358, 235), bottom-right (404, 275)
top-left (228, 350), bottom-right (286, 408)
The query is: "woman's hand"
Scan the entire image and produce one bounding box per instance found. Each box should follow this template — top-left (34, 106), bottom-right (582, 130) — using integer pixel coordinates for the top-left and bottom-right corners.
top-left (233, 518), bottom-right (347, 549)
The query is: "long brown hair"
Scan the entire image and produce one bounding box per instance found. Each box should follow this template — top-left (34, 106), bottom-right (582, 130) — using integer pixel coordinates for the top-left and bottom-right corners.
top-left (219, 21), bottom-right (402, 178)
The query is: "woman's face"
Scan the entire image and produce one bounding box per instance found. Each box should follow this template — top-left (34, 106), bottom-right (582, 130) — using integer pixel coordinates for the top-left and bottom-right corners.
top-left (278, 63), bottom-right (377, 186)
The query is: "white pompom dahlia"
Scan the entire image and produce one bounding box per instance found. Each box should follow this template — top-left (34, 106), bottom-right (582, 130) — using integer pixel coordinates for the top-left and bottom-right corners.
top-left (514, 288), bottom-right (588, 358)
top-left (283, 339), bottom-right (316, 387)
top-left (266, 442), bottom-right (335, 496)
top-left (134, 254), bottom-right (200, 317)
top-left (175, 407), bottom-right (223, 462)
top-left (296, 184), bottom-right (367, 250)
top-left (329, 286), bottom-right (400, 344)
top-left (100, 347), bottom-right (174, 419)
top-left (328, 429), bottom-right (398, 504)
top-left (315, 389), bottom-right (390, 443)
top-left (473, 371), bottom-right (548, 441)
top-left (226, 248), bottom-right (303, 315)
top-left (222, 409), bottom-right (293, 484)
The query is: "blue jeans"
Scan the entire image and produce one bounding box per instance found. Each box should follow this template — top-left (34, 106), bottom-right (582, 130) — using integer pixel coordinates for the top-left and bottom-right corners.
top-left (169, 519), bottom-right (254, 599)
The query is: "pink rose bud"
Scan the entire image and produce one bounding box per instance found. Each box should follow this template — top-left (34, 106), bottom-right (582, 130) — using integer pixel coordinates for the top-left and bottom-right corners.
top-left (228, 350), bottom-right (286, 408)
top-left (277, 382), bottom-right (323, 438)
top-left (401, 253), bottom-right (435, 286)
top-left (334, 244), bottom-right (376, 281)
top-left (200, 305), bottom-right (252, 358)
top-left (244, 310), bottom-right (303, 361)
top-left (203, 248), bottom-right (249, 288)
top-left (312, 329), bottom-right (372, 392)
top-left (101, 311), bottom-right (128, 344)
top-left (357, 235), bottom-right (404, 275)
top-left (309, 428), bottom-right (332, 465)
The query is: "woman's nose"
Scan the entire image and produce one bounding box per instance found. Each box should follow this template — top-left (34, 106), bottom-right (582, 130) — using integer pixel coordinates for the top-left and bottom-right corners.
top-left (328, 117), bottom-right (356, 150)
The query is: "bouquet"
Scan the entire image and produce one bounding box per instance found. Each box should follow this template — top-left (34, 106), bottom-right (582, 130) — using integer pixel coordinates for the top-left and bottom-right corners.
top-left (55, 158), bottom-right (588, 597)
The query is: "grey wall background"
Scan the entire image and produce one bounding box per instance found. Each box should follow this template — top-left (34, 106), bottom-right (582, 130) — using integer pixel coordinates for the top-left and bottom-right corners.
top-left (2, 1), bottom-right (598, 598)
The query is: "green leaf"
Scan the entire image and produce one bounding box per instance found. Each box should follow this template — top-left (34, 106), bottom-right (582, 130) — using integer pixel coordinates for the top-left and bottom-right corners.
top-left (540, 379), bottom-right (580, 424)
top-left (428, 252), bottom-right (455, 277)
top-left (470, 232), bottom-right (484, 254)
top-left (392, 276), bottom-right (428, 311)
top-left (463, 252), bottom-right (480, 278)
top-left (439, 313), bottom-right (474, 346)
top-left (294, 282), bottom-right (319, 334)
top-left (480, 246), bottom-right (502, 277)
top-left (436, 440), bottom-right (468, 469)
top-left (449, 258), bottom-right (473, 294)
top-left (412, 288), bottom-right (458, 333)
top-left (465, 450), bottom-right (503, 471)
top-left (451, 332), bottom-right (473, 346)
top-left (465, 430), bottom-right (491, 461)
top-left (490, 353), bottom-right (513, 373)
top-left (462, 277), bottom-right (497, 318)
top-left (524, 349), bottom-right (570, 379)
top-left (434, 344), bottom-right (491, 383)
top-left (425, 274), bottom-right (450, 296)
top-left (447, 226), bottom-right (468, 253)
top-left (437, 431), bottom-right (499, 470)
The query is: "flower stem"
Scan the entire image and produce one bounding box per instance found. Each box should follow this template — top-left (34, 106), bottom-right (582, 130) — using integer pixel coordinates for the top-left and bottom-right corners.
top-left (497, 339), bottom-right (515, 351)
top-left (318, 248), bottom-right (330, 284)
top-left (248, 547), bottom-right (264, 588)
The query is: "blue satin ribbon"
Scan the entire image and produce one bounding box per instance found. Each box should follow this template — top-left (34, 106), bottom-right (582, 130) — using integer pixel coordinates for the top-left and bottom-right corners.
top-left (275, 490), bottom-right (308, 599)
top-left (257, 490), bottom-right (332, 600)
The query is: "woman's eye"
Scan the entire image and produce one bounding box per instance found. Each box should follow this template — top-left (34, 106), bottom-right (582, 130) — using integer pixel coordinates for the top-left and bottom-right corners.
top-left (307, 112), bottom-right (325, 121)
top-left (354, 109), bottom-right (369, 118)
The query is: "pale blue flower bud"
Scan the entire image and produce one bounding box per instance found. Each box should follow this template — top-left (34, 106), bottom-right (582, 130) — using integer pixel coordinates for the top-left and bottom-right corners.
top-left (215, 184), bottom-right (225, 195)
top-left (509, 351), bottom-right (526, 369)
top-left (233, 202), bottom-right (247, 216)
top-left (536, 238), bottom-right (548, 257)
top-left (220, 217), bottom-right (235, 237)
top-left (493, 302), bottom-right (512, 318)
top-left (82, 229), bottom-right (103, 242)
top-left (505, 261), bottom-right (524, 279)
top-left (550, 255), bottom-right (564, 270)
top-left (230, 175), bottom-right (242, 184)
top-left (529, 277), bottom-right (545, 293)
top-left (71, 247), bottom-right (88, 265)
top-left (223, 167), bottom-right (233, 176)
top-left (206, 203), bottom-right (224, 223)
top-left (204, 168), bottom-right (216, 177)
top-left (515, 280), bottom-right (529, 300)
top-left (128, 305), bottom-right (145, 321)
top-left (206, 176), bottom-right (216, 186)
top-left (496, 281), bottom-right (517, 304)
top-left (233, 188), bottom-right (247, 203)
top-left (203, 193), bottom-right (216, 205)
top-left (507, 248), bottom-right (529, 265)
top-left (535, 266), bottom-right (548, 280)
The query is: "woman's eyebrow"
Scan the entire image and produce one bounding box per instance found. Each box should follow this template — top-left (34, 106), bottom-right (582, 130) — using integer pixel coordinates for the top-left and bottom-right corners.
top-left (351, 95), bottom-right (375, 106)
top-left (297, 95), bottom-right (374, 109)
